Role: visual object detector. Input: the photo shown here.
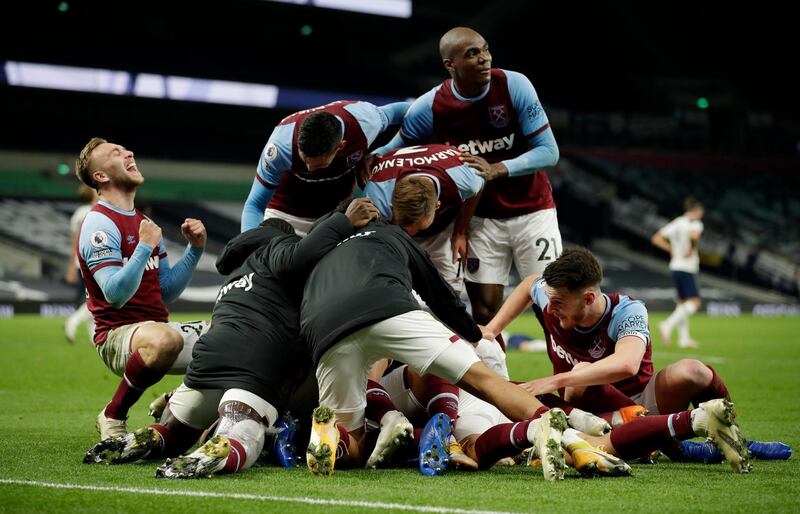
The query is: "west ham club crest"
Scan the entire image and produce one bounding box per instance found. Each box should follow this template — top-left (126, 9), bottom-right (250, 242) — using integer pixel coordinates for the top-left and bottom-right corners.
top-left (346, 150), bottom-right (364, 169)
top-left (589, 335), bottom-right (606, 359)
top-left (488, 104), bottom-right (509, 128)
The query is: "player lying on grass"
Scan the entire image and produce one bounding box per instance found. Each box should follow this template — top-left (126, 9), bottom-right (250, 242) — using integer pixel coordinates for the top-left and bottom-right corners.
top-left (84, 199), bottom-right (380, 479)
top-left (296, 212), bottom-right (583, 480)
top-left (367, 363), bottom-right (751, 476)
top-left (481, 246), bottom-right (788, 463)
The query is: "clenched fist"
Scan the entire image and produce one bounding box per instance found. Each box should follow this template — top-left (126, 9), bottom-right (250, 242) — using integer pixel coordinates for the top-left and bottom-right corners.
top-left (345, 198), bottom-right (380, 228)
top-left (139, 219), bottom-right (162, 247)
top-left (181, 218), bottom-right (207, 248)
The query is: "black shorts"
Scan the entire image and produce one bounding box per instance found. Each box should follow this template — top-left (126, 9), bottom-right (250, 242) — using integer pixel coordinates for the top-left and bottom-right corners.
top-left (183, 320), bottom-right (311, 412)
top-left (671, 271), bottom-right (699, 300)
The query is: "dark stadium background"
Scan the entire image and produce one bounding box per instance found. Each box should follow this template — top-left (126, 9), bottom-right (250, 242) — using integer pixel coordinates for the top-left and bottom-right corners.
top-left (1, 0), bottom-right (798, 314)
top-left (3, 0), bottom-right (798, 158)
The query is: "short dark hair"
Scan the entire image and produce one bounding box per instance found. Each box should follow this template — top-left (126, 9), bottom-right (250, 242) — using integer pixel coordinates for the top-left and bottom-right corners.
top-left (298, 112), bottom-right (342, 157)
top-left (260, 217), bottom-right (296, 235)
top-left (542, 247), bottom-right (602, 292)
top-left (684, 196), bottom-right (703, 211)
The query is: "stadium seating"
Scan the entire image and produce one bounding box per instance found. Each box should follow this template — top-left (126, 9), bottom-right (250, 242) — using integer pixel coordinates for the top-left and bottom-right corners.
top-left (557, 150), bottom-right (800, 296)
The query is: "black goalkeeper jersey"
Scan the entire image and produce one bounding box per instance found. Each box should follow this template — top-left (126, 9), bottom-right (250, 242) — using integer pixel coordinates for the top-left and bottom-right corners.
top-left (300, 220), bottom-right (482, 364)
top-left (184, 213), bottom-right (355, 406)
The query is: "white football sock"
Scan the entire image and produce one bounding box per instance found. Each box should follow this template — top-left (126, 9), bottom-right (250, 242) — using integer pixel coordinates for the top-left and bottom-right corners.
top-left (690, 408), bottom-right (709, 437)
top-left (662, 304), bottom-right (687, 332)
top-left (678, 316), bottom-right (691, 344)
top-left (526, 418), bottom-right (542, 445)
top-left (217, 418), bottom-right (265, 469)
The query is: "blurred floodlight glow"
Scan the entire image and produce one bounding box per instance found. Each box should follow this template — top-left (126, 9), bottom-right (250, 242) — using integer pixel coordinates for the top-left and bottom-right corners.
top-left (2, 61), bottom-right (404, 110)
top-left (267, 0), bottom-right (411, 18)
top-left (133, 73), bottom-right (167, 98)
top-left (5, 61), bottom-right (129, 95)
top-left (165, 76), bottom-right (279, 108)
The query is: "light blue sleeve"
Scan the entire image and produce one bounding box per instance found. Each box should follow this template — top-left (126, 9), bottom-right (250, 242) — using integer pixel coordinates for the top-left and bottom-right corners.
top-left (378, 101), bottom-right (411, 126)
top-left (158, 245), bottom-right (204, 303)
top-left (80, 212), bottom-right (123, 269)
top-left (351, 184), bottom-right (367, 198)
top-left (364, 180), bottom-right (395, 220)
top-left (444, 164), bottom-right (485, 201)
top-left (502, 70), bottom-right (559, 177)
top-left (346, 101), bottom-right (410, 146)
top-left (506, 70), bottom-right (550, 136)
top-left (241, 124), bottom-right (295, 232)
top-left (529, 276), bottom-right (550, 309)
top-left (399, 88), bottom-right (437, 144)
top-left (79, 210), bottom-right (159, 308)
top-left (607, 296), bottom-right (651, 345)
top-left (345, 102), bottom-right (386, 145)
top-left (92, 245), bottom-right (154, 308)
top-left (371, 131), bottom-right (405, 157)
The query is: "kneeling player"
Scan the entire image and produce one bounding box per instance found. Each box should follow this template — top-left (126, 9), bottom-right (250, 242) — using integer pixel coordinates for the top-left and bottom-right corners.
top-left (84, 200), bottom-right (379, 478)
top-left (480, 247), bottom-right (775, 467)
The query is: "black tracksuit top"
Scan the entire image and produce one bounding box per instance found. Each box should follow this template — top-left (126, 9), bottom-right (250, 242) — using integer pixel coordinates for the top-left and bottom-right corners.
top-left (300, 220), bottom-right (482, 364)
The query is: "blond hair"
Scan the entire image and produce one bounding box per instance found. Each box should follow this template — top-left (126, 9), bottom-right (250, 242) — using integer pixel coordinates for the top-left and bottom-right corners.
top-left (75, 137), bottom-right (107, 189)
top-left (392, 175), bottom-right (437, 227)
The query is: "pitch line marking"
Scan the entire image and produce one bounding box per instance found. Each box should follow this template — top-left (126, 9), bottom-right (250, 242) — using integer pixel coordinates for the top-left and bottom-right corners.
top-left (0, 479), bottom-right (520, 514)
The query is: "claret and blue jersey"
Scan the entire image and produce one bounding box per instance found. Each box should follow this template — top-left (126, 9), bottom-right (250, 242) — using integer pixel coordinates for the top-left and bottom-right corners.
top-left (78, 201), bottom-right (202, 344)
top-left (364, 144), bottom-right (484, 236)
top-left (241, 100), bottom-right (409, 231)
top-left (375, 69), bottom-right (560, 219)
top-left (529, 276), bottom-right (654, 396)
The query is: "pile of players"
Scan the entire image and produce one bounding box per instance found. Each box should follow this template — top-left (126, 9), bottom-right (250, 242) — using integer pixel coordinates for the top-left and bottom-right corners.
top-left (76, 27), bottom-right (790, 481)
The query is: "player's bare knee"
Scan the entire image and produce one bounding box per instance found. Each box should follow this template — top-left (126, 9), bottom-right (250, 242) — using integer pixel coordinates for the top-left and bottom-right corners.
top-left (148, 330), bottom-right (183, 363)
top-left (466, 284), bottom-right (502, 325)
top-left (675, 359), bottom-right (712, 388)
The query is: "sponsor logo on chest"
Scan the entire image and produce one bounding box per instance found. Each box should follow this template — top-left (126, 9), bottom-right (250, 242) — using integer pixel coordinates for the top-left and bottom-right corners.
top-left (122, 255), bottom-right (160, 271)
top-left (216, 272), bottom-right (255, 302)
top-left (550, 334), bottom-right (582, 367)
top-left (447, 133), bottom-right (515, 156)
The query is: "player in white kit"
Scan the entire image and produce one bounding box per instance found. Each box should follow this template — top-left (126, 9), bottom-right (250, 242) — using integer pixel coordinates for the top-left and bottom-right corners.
top-left (651, 197), bottom-right (705, 348)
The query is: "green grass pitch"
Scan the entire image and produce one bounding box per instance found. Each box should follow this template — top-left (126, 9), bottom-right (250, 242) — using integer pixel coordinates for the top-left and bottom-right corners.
top-left (0, 313), bottom-right (798, 513)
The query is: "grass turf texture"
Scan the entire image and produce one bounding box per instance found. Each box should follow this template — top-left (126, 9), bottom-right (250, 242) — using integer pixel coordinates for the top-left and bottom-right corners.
top-left (0, 313), bottom-right (798, 513)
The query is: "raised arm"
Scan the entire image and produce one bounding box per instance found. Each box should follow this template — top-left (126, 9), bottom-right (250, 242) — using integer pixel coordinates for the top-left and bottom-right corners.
top-left (81, 214), bottom-right (161, 309)
top-left (482, 274), bottom-right (538, 340)
top-left (158, 218), bottom-right (206, 303)
top-left (267, 198), bottom-right (379, 275)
